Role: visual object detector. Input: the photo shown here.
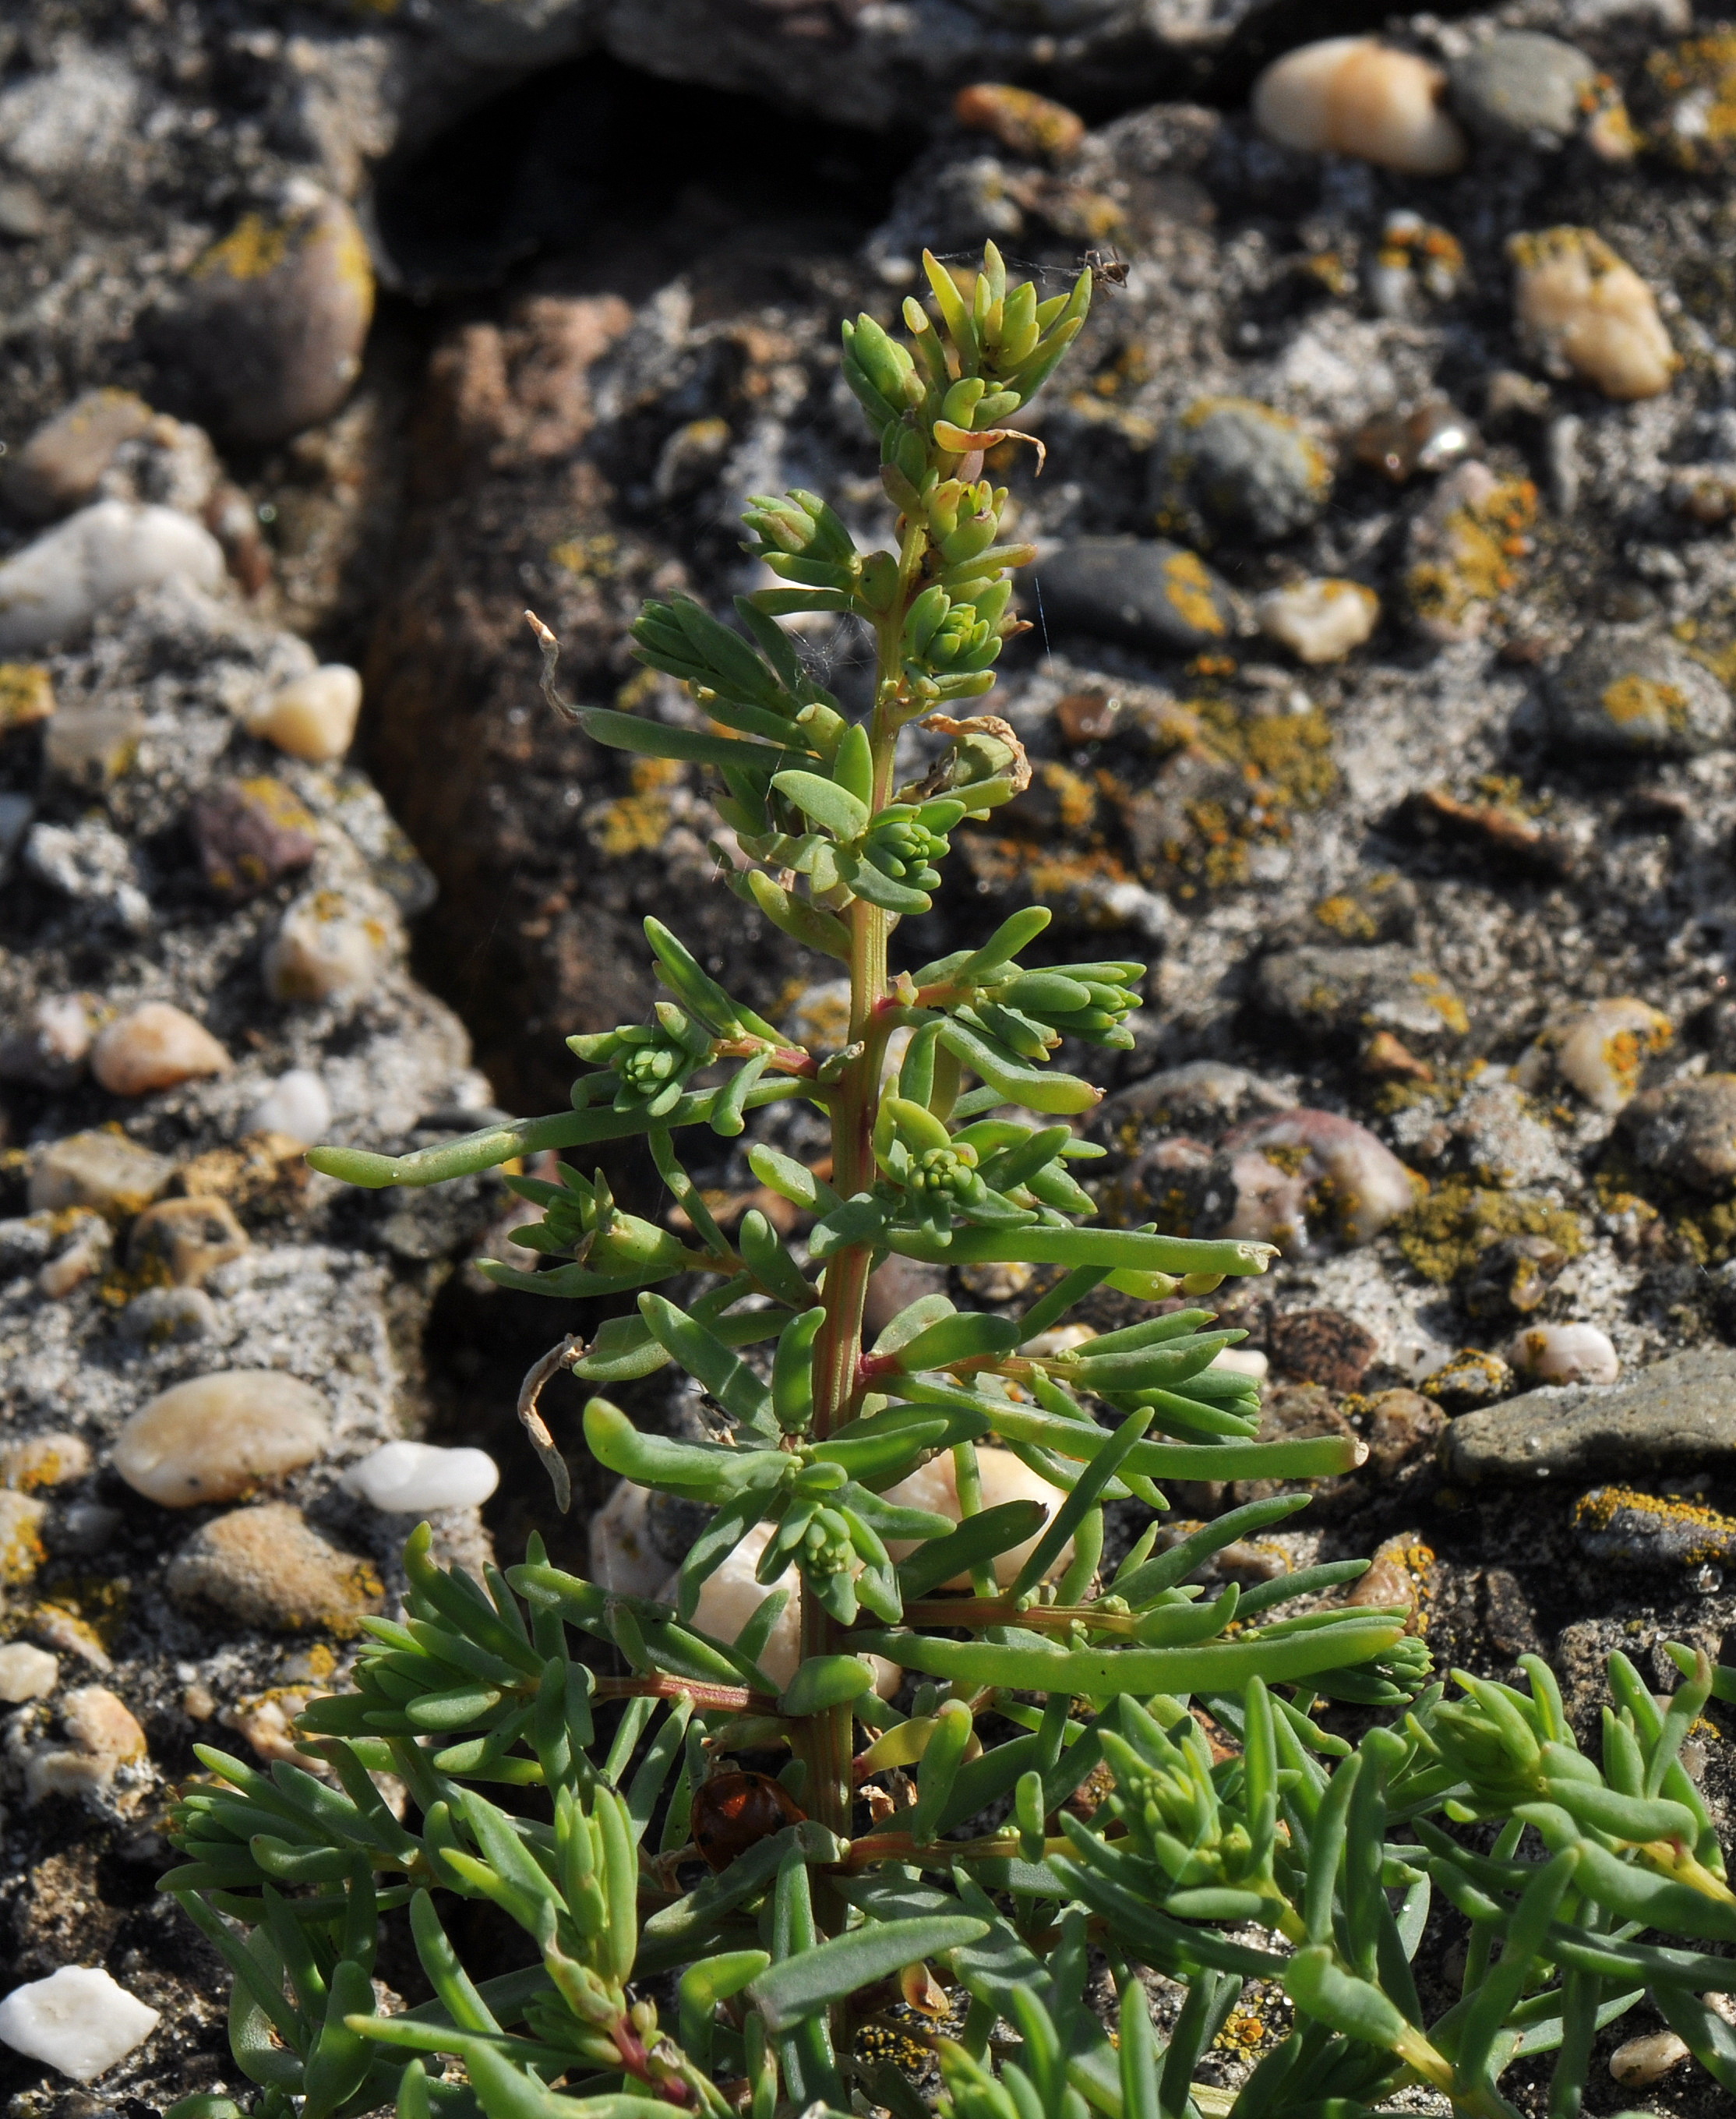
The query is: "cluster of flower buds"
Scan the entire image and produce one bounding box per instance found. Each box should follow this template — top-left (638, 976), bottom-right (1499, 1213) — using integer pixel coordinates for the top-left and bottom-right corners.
top-left (1095, 1692), bottom-right (1276, 1916)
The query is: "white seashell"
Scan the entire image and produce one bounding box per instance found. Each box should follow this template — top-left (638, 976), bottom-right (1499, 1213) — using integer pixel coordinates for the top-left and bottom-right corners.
top-left (0, 1965), bottom-right (161, 2081)
top-left (1252, 37), bottom-right (1467, 175)
top-left (1509, 228), bottom-right (1678, 401)
top-left (1505, 1323), bottom-right (1620, 1387)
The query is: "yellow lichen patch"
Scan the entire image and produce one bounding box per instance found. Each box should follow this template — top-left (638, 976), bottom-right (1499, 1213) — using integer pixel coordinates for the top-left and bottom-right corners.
top-left (0, 1494), bottom-right (47, 1587)
top-left (1396, 1178), bottom-right (1586, 1285)
top-left (1573, 1484), bottom-right (1736, 1566)
top-left (1037, 760), bottom-right (1099, 835)
top-left (195, 211), bottom-right (294, 282)
top-left (550, 532), bottom-right (619, 578)
top-left (1161, 549), bottom-right (1229, 636)
top-left (0, 662), bottom-right (54, 732)
top-left (586, 757), bottom-right (685, 859)
top-left (1411, 971), bottom-right (1470, 1036)
top-left (34, 1576), bottom-right (130, 1648)
top-left (1601, 674), bottom-right (1690, 734)
top-left (1406, 475), bottom-right (1537, 634)
top-left (1644, 30), bottom-right (1736, 171)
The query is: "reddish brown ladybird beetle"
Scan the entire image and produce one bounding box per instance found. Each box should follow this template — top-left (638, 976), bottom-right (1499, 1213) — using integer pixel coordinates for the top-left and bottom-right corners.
top-left (690, 1770), bottom-right (806, 1872)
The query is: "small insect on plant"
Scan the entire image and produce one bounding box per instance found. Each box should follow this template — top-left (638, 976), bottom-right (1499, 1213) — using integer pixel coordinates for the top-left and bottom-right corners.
top-left (161, 242), bottom-right (1736, 2119)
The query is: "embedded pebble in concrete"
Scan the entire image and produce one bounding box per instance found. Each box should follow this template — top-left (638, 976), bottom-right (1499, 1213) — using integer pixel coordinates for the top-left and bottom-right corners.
top-left (1270, 1308), bottom-right (1378, 1393)
top-left (166, 1501), bottom-right (384, 1633)
top-left (1254, 945), bottom-right (1467, 1052)
top-left (90, 1001), bottom-right (230, 1096)
top-left (41, 705), bottom-right (146, 796)
top-left (0, 661), bottom-right (55, 732)
top-left (29, 1130), bottom-right (174, 1216)
top-left (1038, 537), bottom-right (1239, 653)
top-left (1443, 1348), bottom-right (1736, 1484)
top-left (264, 889), bottom-right (393, 1002)
top-left (0, 1643), bottom-right (58, 1701)
top-left (128, 1195), bottom-right (249, 1286)
top-left (1448, 33), bottom-right (1594, 147)
top-left (3, 387), bottom-right (155, 521)
top-left (1505, 1323), bottom-right (1620, 1387)
top-left (1509, 228), bottom-right (1678, 401)
top-left (245, 663), bottom-right (362, 763)
top-left (1255, 579), bottom-right (1378, 663)
top-left (1573, 1485), bottom-right (1736, 1570)
top-left (1207, 1108), bottom-right (1419, 1252)
top-left (1530, 996), bottom-right (1673, 1113)
top-left (1544, 629), bottom-right (1732, 757)
top-left (1403, 461), bottom-right (1537, 644)
top-left (1463, 1235), bottom-right (1568, 1324)
top-left (26, 1684), bottom-right (150, 1803)
top-left (189, 776), bottom-right (318, 899)
top-left (38, 1213), bottom-right (112, 1300)
top-left (1363, 1391), bottom-right (1445, 1479)
top-left (0, 1432), bottom-right (91, 1490)
top-left (116, 1286), bottom-right (220, 1344)
top-left (155, 189), bottom-right (374, 445)
top-left (1149, 397), bottom-right (1331, 546)
top-left (0, 994), bottom-right (101, 1089)
top-left (25, 818), bottom-right (150, 929)
top-left (0, 1491), bottom-right (50, 1584)
top-left (0, 1965), bottom-right (161, 2082)
top-left (953, 82), bottom-right (1085, 164)
top-left (1620, 1074), bottom-right (1736, 1192)
top-left (342, 1439), bottom-right (500, 1513)
top-left (113, 1370), bottom-right (330, 1507)
top-left (1251, 38), bottom-right (1466, 175)
top-left (1420, 1347), bottom-right (1515, 1412)
top-left (0, 500), bottom-right (224, 652)
top-left (245, 1068), bottom-right (333, 1146)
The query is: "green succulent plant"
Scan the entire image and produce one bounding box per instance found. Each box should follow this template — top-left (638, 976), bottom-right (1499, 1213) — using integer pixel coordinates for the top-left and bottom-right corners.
top-left (161, 243), bottom-right (1736, 2119)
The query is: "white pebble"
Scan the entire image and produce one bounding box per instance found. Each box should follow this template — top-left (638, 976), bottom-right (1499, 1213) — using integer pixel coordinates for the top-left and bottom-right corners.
top-left (881, 1448), bottom-right (1071, 1588)
top-left (245, 664), bottom-right (362, 762)
top-left (1505, 1323), bottom-right (1620, 1387)
top-left (90, 1001), bottom-right (230, 1096)
top-left (1022, 1323), bottom-right (1098, 1358)
top-left (1540, 996), bottom-right (1671, 1114)
top-left (1212, 1347), bottom-right (1270, 1381)
top-left (0, 1965), bottom-right (161, 2081)
top-left (113, 1370), bottom-right (330, 1507)
top-left (342, 1440), bottom-right (499, 1513)
top-left (1609, 2029), bottom-right (1690, 2087)
top-left (1256, 578), bottom-right (1378, 663)
top-left (1509, 228), bottom-right (1678, 401)
top-left (1252, 37), bottom-right (1467, 175)
top-left (245, 1067), bottom-right (332, 1146)
top-left (264, 891), bottom-right (393, 1003)
top-left (0, 500), bottom-right (223, 654)
top-left (0, 1642), bottom-right (58, 1702)
top-left (589, 1478), bottom-right (672, 1598)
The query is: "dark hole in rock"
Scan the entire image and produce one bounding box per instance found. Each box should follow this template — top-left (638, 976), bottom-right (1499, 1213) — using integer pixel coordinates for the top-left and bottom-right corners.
top-left (371, 53), bottom-right (918, 299)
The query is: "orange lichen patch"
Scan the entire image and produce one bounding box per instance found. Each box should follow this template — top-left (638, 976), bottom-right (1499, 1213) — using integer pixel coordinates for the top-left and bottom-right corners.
top-left (954, 82), bottom-right (1087, 163)
top-left (1574, 1484), bottom-right (1736, 1566)
top-left (1644, 30), bottom-right (1736, 171)
top-left (1161, 549), bottom-right (1230, 637)
top-left (1347, 1533), bottom-right (1436, 1634)
top-left (1406, 475), bottom-right (1537, 634)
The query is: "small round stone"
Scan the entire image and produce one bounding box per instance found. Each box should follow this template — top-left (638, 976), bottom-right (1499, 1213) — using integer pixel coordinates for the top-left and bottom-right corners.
top-left (0, 1965), bottom-right (161, 2082)
top-left (0, 992), bottom-right (100, 1090)
top-left (1419, 1347), bottom-right (1515, 1411)
top-left (190, 776), bottom-right (318, 900)
top-left (1546, 628), bottom-right (1732, 757)
top-left (1449, 33), bottom-right (1595, 147)
top-left (0, 1491), bottom-right (48, 1585)
top-left (245, 664), bottom-right (362, 763)
top-left (245, 1068), bottom-right (332, 1146)
top-left (264, 891), bottom-right (393, 1003)
top-left (0, 1432), bottom-right (92, 1490)
top-left (113, 1370), bottom-right (330, 1507)
top-left (90, 1001), bottom-right (231, 1096)
top-left (28, 1129), bottom-right (175, 1216)
top-left (166, 1500), bottom-right (384, 1634)
top-left (1039, 536), bottom-right (1239, 652)
top-left (1621, 1073), bottom-right (1736, 1192)
top-left (1152, 397), bottom-right (1332, 546)
top-left (1256, 578), bottom-right (1378, 662)
top-left (1509, 228), bottom-right (1678, 402)
top-left (1609, 2031), bottom-right (1691, 2087)
top-left (154, 190), bottom-right (375, 446)
top-left (116, 1286), bottom-right (220, 1344)
top-left (1252, 37), bottom-right (1467, 175)
top-left (0, 500), bottom-right (224, 655)
top-left (2, 388), bottom-right (156, 522)
top-left (1543, 996), bottom-right (1673, 1112)
top-left (954, 82), bottom-right (1085, 164)
top-left (128, 1195), bottom-right (249, 1287)
top-left (0, 1642), bottom-right (58, 1702)
top-left (341, 1440), bottom-right (500, 1513)
top-left (1505, 1322), bottom-right (1619, 1386)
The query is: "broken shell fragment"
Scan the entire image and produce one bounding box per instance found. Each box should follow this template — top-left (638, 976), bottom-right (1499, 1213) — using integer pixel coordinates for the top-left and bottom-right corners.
top-left (1252, 38), bottom-right (1467, 176)
top-left (1508, 228), bottom-right (1678, 401)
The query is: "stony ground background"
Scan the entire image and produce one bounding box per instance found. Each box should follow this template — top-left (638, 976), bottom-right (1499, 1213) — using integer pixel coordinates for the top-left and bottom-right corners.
top-left (5, 0), bottom-right (1736, 2113)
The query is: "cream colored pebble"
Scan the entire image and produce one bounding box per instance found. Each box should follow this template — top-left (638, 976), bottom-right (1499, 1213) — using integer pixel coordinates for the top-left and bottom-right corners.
top-left (25, 1683), bottom-right (148, 1803)
top-left (882, 1447), bottom-right (1071, 1588)
top-left (1509, 228), bottom-right (1678, 401)
top-left (0, 1642), bottom-right (59, 1703)
top-left (1609, 2029), bottom-right (1690, 2087)
top-left (1256, 578), bottom-right (1379, 663)
top-left (1505, 1322), bottom-right (1620, 1386)
top-left (246, 663), bottom-right (362, 762)
top-left (113, 1370), bottom-right (330, 1507)
top-left (90, 1001), bottom-right (230, 1096)
top-left (264, 892), bottom-right (392, 1004)
top-left (1551, 996), bottom-right (1672, 1113)
top-left (1252, 37), bottom-right (1467, 175)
